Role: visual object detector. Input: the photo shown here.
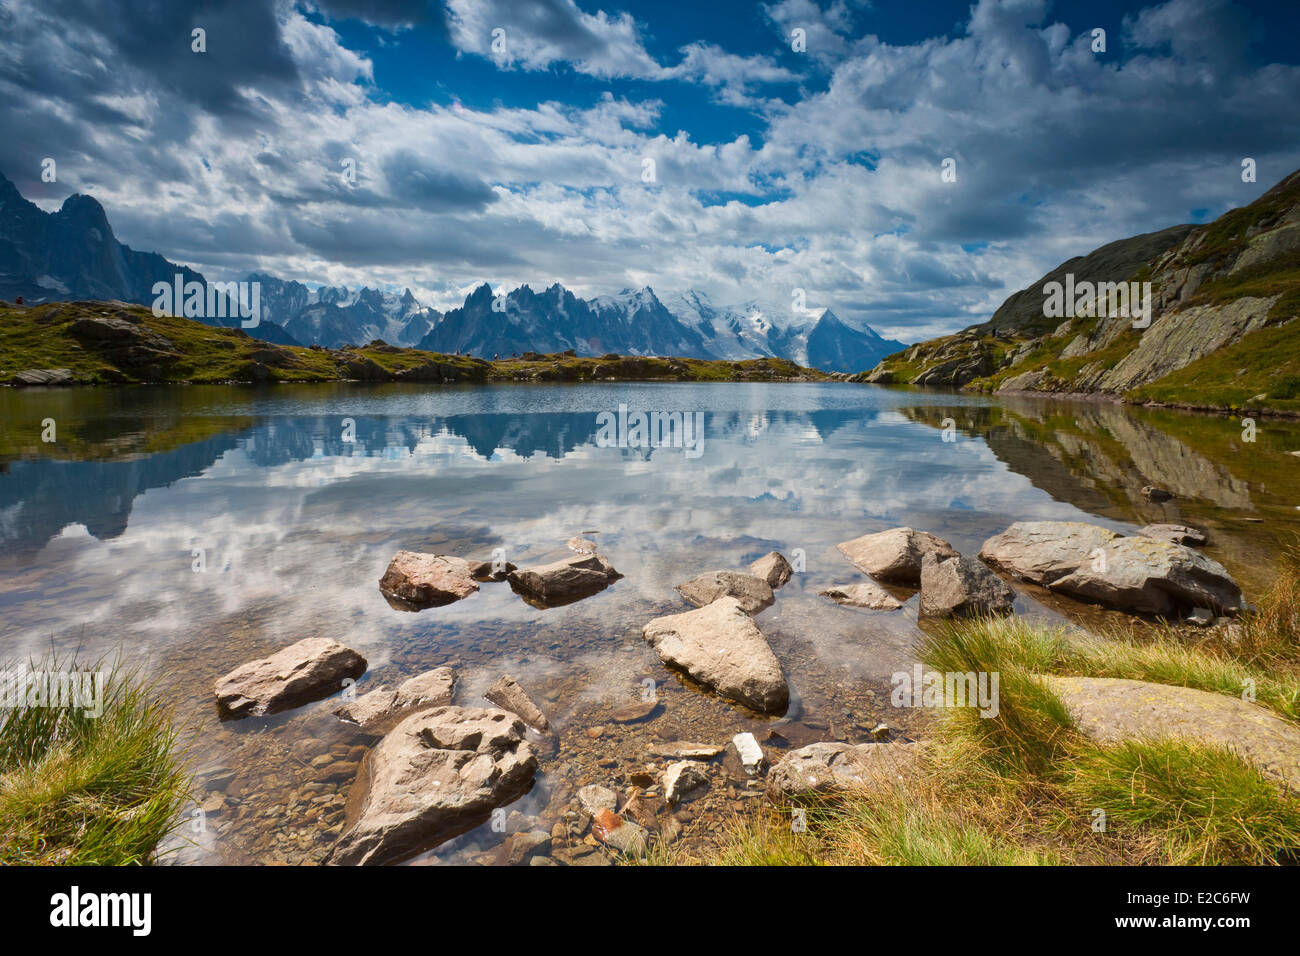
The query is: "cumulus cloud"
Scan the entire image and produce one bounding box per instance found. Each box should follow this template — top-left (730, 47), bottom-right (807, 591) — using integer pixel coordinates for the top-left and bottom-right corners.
top-left (1, 0), bottom-right (1298, 342)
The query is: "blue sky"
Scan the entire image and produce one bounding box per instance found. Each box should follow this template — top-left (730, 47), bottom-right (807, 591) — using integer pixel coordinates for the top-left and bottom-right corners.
top-left (2, 0), bottom-right (1299, 340)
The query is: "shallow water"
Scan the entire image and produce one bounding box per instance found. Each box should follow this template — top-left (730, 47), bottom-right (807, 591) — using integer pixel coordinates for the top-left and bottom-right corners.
top-left (2, 382), bottom-right (1298, 864)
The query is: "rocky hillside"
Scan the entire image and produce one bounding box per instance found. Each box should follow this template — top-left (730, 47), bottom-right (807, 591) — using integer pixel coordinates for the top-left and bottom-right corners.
top-left (861, 167), bottom-right (1300, 415)
top-left (0, 300), bottom-right (827, 387)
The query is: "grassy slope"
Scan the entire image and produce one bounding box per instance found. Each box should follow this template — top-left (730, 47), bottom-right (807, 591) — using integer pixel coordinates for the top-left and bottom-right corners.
top-left (0, 301), bottom-right (827, 387)
top-left (688, 556), bottom-right (1300, 867)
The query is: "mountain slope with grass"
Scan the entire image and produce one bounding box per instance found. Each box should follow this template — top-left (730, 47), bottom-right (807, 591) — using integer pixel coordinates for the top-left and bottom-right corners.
top-left (861, 166), bottom-right (1300, 415)
top-left (0, 300), bottom-right (827, 388)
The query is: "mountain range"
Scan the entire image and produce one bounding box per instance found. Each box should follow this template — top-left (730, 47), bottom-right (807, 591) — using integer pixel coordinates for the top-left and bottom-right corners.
top-left (0, 172), bottom-right (903, 372)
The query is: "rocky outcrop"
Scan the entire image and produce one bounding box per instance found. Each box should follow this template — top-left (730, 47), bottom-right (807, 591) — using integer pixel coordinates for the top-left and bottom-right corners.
top-left (642, 597), bottom-right (788, 714)
top-left (215, 637), bottom-right (367, 718)
top-left (1044, 676), bottom-right (1300, 791)
top-left (483, 674), bottom-right (551, 733)
top-left (836, 527), bottom-right (958, 585)
top-left (919, 552), bottom-right (1015, 618)
top-left (766, 741), bottom-right (919, 801)
top-left (507, 553), bottom-right (622, 607)
top-left (378, 551), bottom-right (479, 607)
top-left (333, 666), bottom-right (456, 732)
top-left (327, 706), bottom-right (538, 865)
top-left (819, 581), bottom-right (903, 610)
top-left (13, 368), bottom-right (74, 386)
top-left (749, 551), bottom-right (793, 589)
top-left (675, 569), bottom-right (774, 615)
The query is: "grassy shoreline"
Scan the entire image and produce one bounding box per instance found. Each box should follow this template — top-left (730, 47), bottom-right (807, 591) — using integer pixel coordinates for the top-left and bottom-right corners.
top-left (0, 300), bottom-right (827, 388)
top-left (666, 554), bottom-right (1300, 867)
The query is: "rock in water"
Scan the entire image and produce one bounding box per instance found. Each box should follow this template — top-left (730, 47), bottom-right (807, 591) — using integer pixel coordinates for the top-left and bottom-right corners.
top-left (566, 536), bottom-right (598, 554)
top-left (378, 551), bottom-right (479, 607)
top-left (1048, 536), bottom-right (1243, 616)
top-left (483, 674), bottom-right (552, 732)
top-left (215, 637), bottom-right (367, 718)
top-left (766, 742), bottom-right (919, 801)
top-left (507, 553), bottom-right (622, 607)
top-left (662, 761), bottom-right (709, 804)
top-left (591, 808), bottom-right (648, 858)
top-left (919, 553), bottom-right (1015, 617)
top-left (1043, 676), bottom-right (1300, 791)
top-left (576, 784), bottom-right (619, 816)
top-left (642, 598), bottom-right (789, 714)
top-left (748, 551), bottom-right (793, 589)
top-left (978, 521), bottom-right (1121, 585)
top-left (1142, 485), bottom-right (1174, 502)
top-left (327, 706), bottom-right (537, 865)
top-left (333, 666), bottom-right (456, 732)
top-left (675, 569), bottom-right (774, 614)
top-left (1137, 523), bottom-right (1208, 547)
top-left (836, 527), bottom-right (958, 585)
top-left (819, 581), bottom-right (903, 610)
top-left (732, 732), bottom-right (767, 775)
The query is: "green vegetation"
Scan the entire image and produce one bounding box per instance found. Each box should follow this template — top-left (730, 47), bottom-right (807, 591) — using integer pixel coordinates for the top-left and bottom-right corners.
top-left (1126, 318), bottom-right (1300, 413)
top-left (0, 300), bottom-right (826, 389)
top-left (694, 556), bottom-right (1300, 867)
top-left (0, 659), bottom-right (192, 865)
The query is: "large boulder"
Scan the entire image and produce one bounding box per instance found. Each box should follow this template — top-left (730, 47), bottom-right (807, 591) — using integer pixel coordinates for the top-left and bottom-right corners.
top-left (1049, 536), bottom-right (1243, 616)
top-left (333, 666), bottom-right (456, 732)
top-left (919, 553), bottom-right (1015, 618)
top-left (979, 521), bottom-right (1122, 586)
top-left (642, 597), bottom-right (789, 714)
top-left (836, 527), bottom-right (958, 585)
top-left (766, 742), bottom-right (920, 801)
top-left (327, 706), bottom-right (538, 865)
top-left (749, 551), bottom-right (793, 589)
top-left (507, 553), bottom-right (621, 607)
top-left (675, 570), bottom-right (774, 615)
top-left (215, 637), bottom-right (367, 718)
top-left (819, 581), bottom-right (903, 610)
top-left (378, 551), bottom-right (479, 607)
top-left (1044, 676), bottom-right (1300, 791)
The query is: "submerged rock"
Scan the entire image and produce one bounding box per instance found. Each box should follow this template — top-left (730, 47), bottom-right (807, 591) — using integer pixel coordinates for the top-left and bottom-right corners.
top-left (662, 761), bottom-right (710, 804)
top-left (766, 742), bottom-right (919, 801)
top-left (379, 551), bottom-right (479, 607)
top-left (819, 581), bottom-right (903, 610)
top-left (748, 551), bottom-right (794, 589)
top-left (591, 808), bottom-right (647, 858)
top-left (508, 553), bottom-right (622, 607)
top-left (642, 598), bottom-right (789, 714)
top-left (919, 552), bottom-right (1015, 618)
top-left (1137, 523), bottom-right (1208, 547)
top-left (675, 569), bottom-right (774, 614)
top-left (836, 527), bottom-right (958, 585)
top-left (576, 784), bottom-right (619, 816)
top-left (333, 666), bottom-right (456, 732)
top-left (483, 674), bottom-right (552, 733)
top-left (326, 706), bottom-right (537, 865)
top-left (215, 637), bottom-right (367, 719)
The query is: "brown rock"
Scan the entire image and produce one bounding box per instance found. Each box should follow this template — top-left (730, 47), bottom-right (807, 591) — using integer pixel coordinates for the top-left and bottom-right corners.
top-left (836, 527), bottom-right (958, 585)
top-left (378, 551), bottom-right (479, 607)
top-left (215, 637), bottom-right (367, 719)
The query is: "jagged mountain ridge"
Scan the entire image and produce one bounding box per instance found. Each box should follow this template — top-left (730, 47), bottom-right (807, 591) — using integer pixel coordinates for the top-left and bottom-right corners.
top-left (0, 171), bottom-right (904, 370)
